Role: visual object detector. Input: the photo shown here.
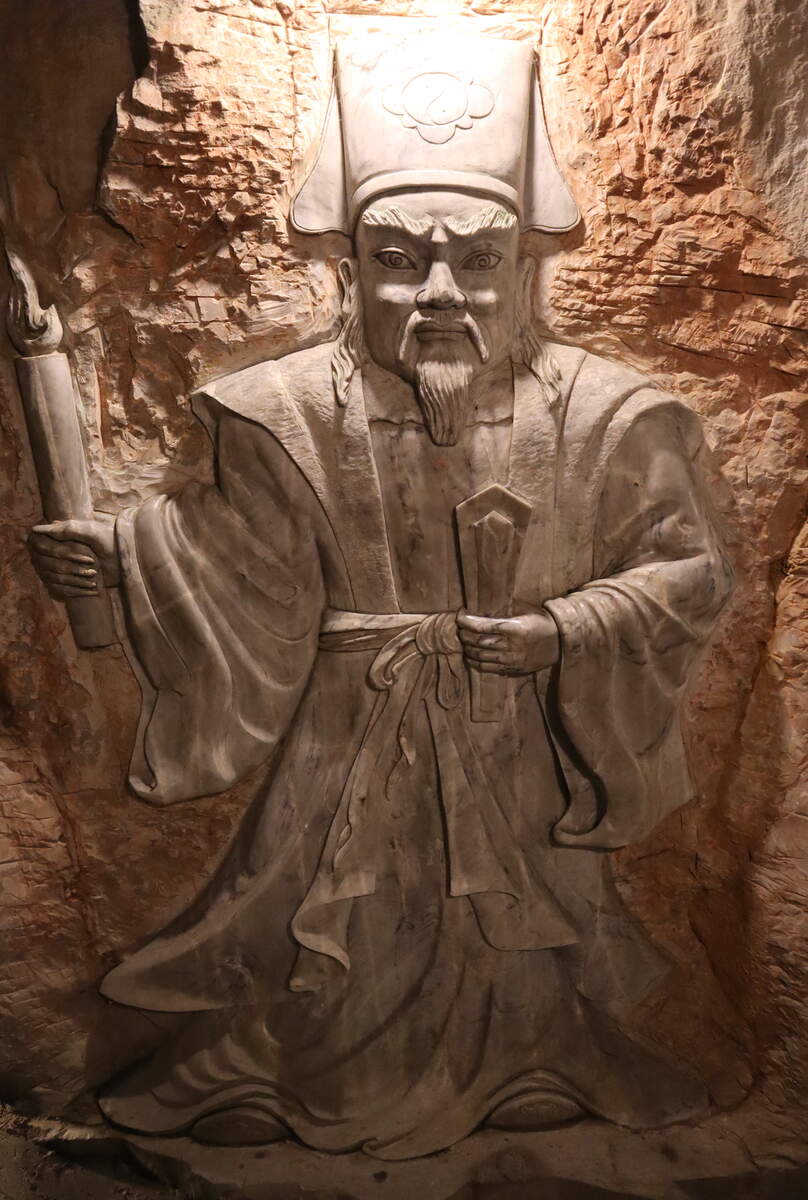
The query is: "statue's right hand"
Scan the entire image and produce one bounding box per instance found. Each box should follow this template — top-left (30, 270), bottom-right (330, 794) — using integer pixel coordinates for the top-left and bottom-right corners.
top-left (27, 515), bottom-right (120, 600)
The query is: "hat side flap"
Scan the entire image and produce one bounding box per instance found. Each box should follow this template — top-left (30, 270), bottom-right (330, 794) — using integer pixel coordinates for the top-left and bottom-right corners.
top-left (290, 78), bottom-right (349, 235)
top-left (523, 65), bottom-right (580, 234)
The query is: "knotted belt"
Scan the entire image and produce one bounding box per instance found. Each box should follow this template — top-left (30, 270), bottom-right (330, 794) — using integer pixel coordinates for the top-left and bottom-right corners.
top-left (288, 608), bottom-right (578, 993)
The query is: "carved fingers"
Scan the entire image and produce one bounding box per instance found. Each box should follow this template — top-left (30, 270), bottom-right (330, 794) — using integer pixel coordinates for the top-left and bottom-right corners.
top-left (457, 611), bottom-right (561, 675)
top-left (28, 530), bottom-right (101, 599)
top-left (28, 516), bottom-right (120, 596)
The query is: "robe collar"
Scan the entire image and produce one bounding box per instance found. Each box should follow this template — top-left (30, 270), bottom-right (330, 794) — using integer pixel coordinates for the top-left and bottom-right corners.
top-left (201, 349), bottom-right (567, 613)
top-left (345, 356), bottom-right (562, 613)
top-left (273, 354), bottom-right (564, 613)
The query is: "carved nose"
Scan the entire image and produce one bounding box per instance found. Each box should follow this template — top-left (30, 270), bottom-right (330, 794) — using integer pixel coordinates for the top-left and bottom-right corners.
top-left (416, 261), bottom-right (465, 310)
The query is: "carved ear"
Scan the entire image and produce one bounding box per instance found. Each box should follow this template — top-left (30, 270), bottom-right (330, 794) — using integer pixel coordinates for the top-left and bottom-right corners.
top-left (336, 258), bottom-right (357, 316)
top-left (513, 254), bottom-right (537, 348)
top-left (517, 254), bottom-right (537, 314)
top-left (331, 257), bottom-right (363, 408)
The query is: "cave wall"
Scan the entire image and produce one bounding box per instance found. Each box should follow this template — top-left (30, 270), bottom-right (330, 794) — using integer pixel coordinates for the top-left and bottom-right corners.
top-left (0, 0), bottom-right (806, 1131)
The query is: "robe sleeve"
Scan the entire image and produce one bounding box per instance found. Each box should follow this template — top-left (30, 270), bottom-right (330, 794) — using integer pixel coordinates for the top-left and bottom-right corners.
top-left (115, 412), bottom-right (325, 804)
top-left (543, 403), bottom-right (733, 848)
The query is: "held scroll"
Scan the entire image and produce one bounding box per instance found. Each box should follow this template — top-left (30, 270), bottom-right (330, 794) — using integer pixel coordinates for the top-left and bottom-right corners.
top-left (15, 353), bottom-right (116, 649)
top-left (4, 245), bottom-right (115, 649)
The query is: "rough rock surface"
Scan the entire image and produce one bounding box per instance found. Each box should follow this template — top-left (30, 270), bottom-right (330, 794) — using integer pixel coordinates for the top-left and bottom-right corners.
top-left (5, 1102), bottom-right (808, 1200)
top-left (0, 0), bottom-right (806, 1183)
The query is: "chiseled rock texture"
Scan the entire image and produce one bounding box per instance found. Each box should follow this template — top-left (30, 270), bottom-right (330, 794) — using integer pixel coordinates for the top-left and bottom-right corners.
top-left (0, 0), bottom-right (806, 1155)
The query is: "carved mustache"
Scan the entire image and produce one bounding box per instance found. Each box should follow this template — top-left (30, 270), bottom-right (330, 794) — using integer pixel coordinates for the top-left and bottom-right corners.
top-left (399, 310), bottom-right (490, 365)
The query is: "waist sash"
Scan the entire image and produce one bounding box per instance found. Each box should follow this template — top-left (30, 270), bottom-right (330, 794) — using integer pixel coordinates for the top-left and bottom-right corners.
top-left (288, 608), bottom-right (578, 992)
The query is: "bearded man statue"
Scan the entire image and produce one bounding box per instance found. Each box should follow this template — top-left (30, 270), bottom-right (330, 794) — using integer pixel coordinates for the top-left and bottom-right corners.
top-left (27, 34), bottom-right (734, 1160)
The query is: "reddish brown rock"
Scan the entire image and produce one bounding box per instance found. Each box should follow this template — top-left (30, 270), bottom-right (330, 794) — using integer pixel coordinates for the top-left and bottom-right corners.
top-left (0, 0), bottom-right (806, 1163)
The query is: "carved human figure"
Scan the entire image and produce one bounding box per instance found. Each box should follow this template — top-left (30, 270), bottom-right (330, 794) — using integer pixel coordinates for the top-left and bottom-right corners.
top-left (27, 35), bottom-right (733, 1159)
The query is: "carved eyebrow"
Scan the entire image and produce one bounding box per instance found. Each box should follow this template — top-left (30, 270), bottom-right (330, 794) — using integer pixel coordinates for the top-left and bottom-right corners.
top-left (443, 207), bottom-right (518, 236)
top-left (359, 206), bottom-right (435, 237)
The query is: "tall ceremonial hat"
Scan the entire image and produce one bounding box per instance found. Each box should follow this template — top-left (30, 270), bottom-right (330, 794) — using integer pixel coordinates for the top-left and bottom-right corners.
top-left (291, 33), bottom-right (580, 235)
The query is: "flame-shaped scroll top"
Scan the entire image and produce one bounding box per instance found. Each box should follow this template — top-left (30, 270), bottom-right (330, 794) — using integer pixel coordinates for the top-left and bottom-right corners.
top-left (3, 246), bottom-right (63, 356)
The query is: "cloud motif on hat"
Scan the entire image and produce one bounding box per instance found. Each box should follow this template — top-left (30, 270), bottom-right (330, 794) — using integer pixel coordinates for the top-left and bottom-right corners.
top-left (382, 70), bottom-right (495, 145)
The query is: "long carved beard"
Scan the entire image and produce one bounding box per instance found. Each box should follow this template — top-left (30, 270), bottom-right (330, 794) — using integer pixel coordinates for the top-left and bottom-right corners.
top-left (330, 256), bottom-right (562, 415)
top-left (414, 357), bottom-right (475, 447)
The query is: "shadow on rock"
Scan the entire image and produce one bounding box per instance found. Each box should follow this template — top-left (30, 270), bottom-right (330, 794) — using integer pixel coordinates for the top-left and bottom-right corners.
top-left (447, 1183), bottom-right (642, 1199)
top-left (680, 1163), bottom-right (808, 1199)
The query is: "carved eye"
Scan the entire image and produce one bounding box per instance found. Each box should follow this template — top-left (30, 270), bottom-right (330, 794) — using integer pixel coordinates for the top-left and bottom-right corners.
top-left (460, 250), bottom-right (503, 271)
top-left (374, 248), bottom-right (418, 270)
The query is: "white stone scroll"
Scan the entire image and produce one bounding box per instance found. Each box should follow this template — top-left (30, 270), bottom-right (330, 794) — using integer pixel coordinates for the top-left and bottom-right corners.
top-left (5, 248), bottom-right (116, 649)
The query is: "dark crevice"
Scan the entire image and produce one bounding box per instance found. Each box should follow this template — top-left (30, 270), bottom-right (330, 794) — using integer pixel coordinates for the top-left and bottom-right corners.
top-left (96, 1), bottom-right (151, 229)
top-left (97, 111), bottom-right (120, 186)
top-left (96, 2), bottom-right (151, 207)
top-left (121, 0), bottom-right (149, 78)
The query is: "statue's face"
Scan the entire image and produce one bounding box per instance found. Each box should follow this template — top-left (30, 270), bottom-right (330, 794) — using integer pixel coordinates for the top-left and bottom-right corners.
top-left (354, 190), bottom-right (519, 387)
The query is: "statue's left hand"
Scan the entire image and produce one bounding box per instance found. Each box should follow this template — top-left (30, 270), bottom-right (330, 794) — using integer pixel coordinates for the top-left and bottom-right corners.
top-left (457, 610), bottom-right (560, 675)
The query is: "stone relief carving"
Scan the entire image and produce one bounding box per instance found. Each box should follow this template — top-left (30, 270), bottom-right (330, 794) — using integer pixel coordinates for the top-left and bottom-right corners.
top-left (19, 32), bottom-right (734, 1161)
top-left (381, 70), bottom-right (495, 144)
top-left (4, 248), bottom-right (116, 649)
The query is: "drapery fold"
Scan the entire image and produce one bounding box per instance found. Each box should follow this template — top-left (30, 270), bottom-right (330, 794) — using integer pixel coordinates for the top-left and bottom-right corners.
top-left (116, 480), bottom-right (323, 805)
top-left (545, 406), bottom-right (734, 848)
top-left (290, 609), bottom-right (578, 992)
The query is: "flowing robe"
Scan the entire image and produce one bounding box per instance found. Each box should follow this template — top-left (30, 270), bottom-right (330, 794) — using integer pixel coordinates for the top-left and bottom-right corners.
top-left (98, 342), bottom-right (733, 1159)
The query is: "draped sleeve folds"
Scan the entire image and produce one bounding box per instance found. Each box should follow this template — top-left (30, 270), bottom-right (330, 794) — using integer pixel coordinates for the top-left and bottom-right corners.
top-left (544, 397), bottom-right (734, 850)
top-left (115, 409), bottom-right (325, 805)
